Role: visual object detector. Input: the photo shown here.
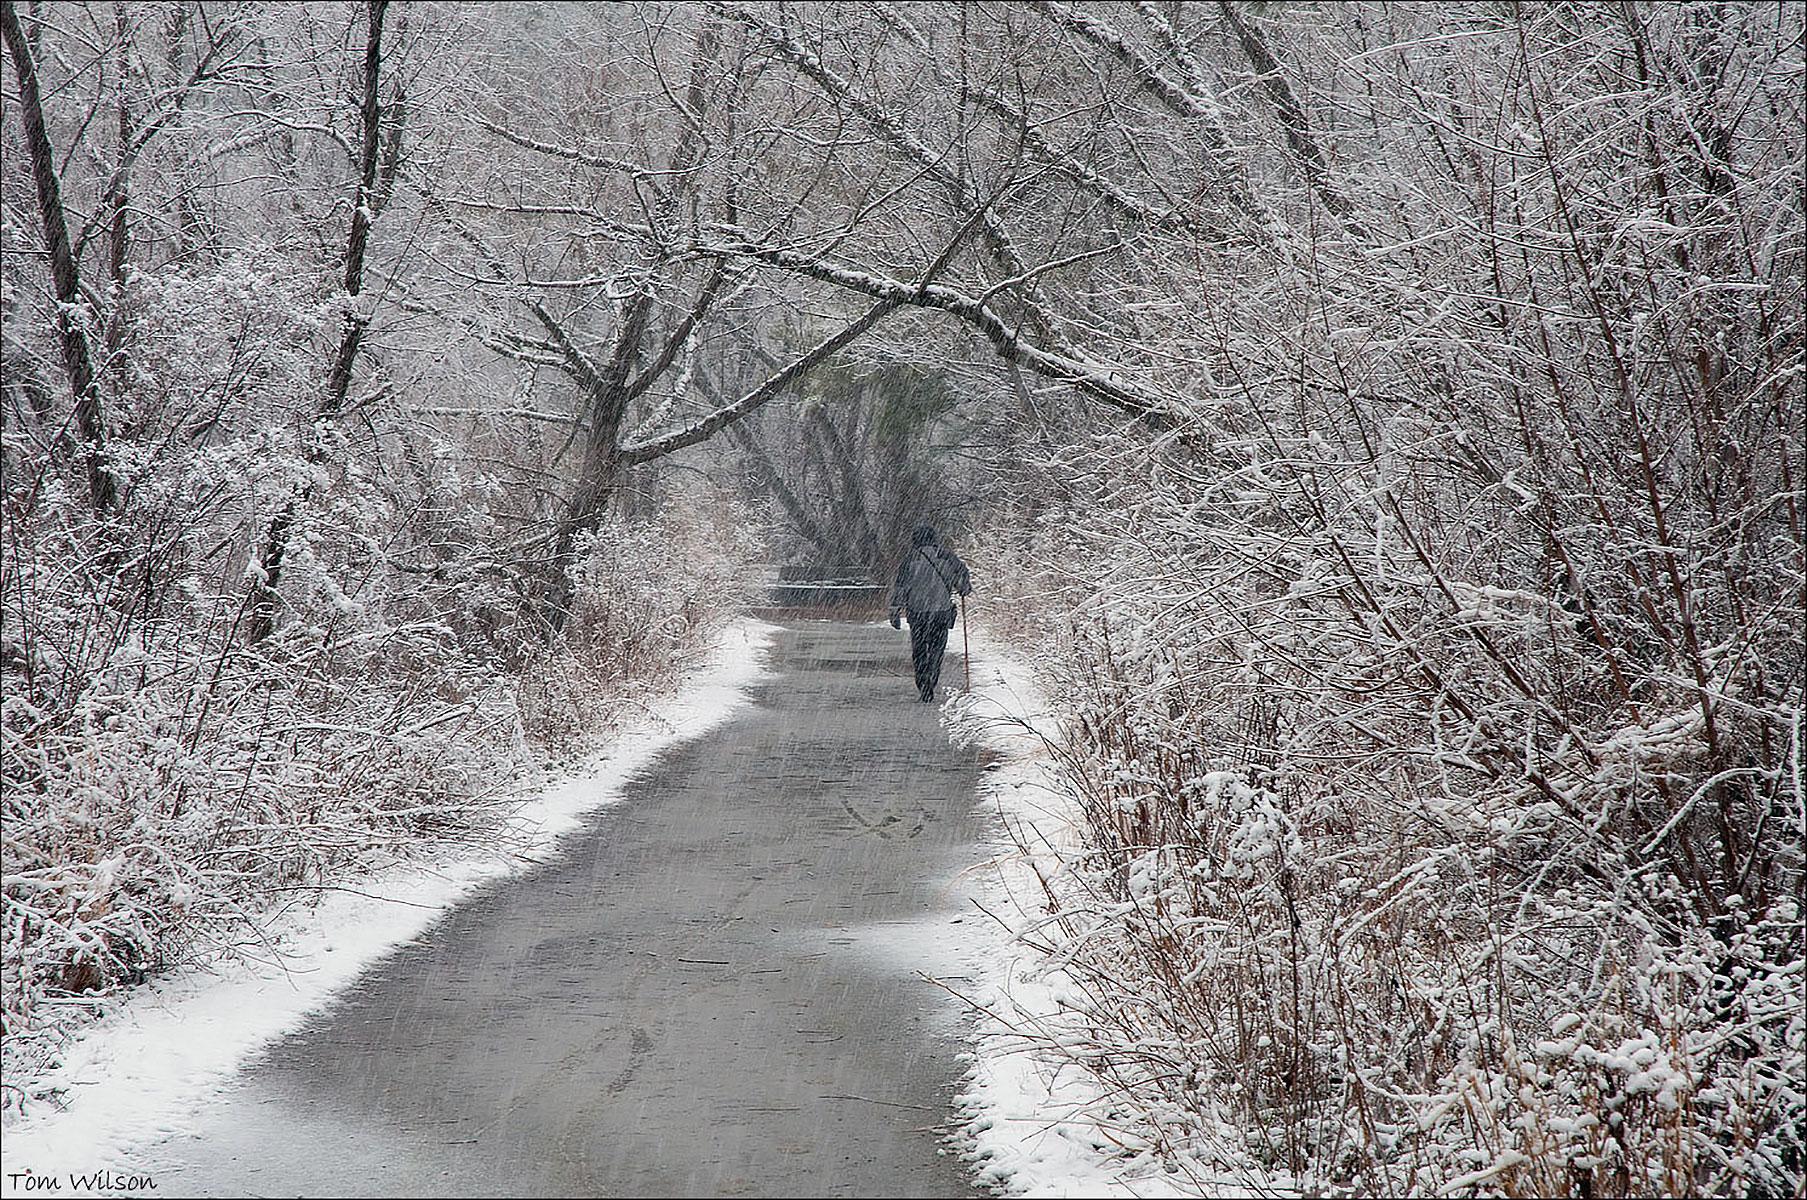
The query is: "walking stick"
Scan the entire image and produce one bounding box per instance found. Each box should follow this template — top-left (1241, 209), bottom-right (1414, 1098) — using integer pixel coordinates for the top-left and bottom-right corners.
top-left (961, 597), bottom-right (971, 691)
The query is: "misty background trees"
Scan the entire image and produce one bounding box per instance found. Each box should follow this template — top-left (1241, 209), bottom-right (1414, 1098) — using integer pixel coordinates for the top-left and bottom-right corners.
top-left (3, 2), bottom-right (1801, 1195)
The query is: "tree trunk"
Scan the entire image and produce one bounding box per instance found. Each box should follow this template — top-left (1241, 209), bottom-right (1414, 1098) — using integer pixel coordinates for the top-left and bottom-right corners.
top-left (1217, 0), bottom-right (1363, 233)
top-left (244, 0), bottom-right (389, 645)
top-left (541, 445), bottom-right (622, 637)
top-left (809, 408), bottom-right (882, 575)
top-left (322, 0), bottom-right (389, 417)
top-left (104, 2), bottom-right (134, 408)
top-left (2, 0), bottom-right (116, 515)
top-left (539, 289), bottom-right (653, 637)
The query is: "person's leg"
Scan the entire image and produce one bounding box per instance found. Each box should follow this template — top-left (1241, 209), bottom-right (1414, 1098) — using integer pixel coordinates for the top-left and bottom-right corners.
top-left (925, 608), bottom-right (954, 696)
top-left (907, 610), bottom-right (932, 698)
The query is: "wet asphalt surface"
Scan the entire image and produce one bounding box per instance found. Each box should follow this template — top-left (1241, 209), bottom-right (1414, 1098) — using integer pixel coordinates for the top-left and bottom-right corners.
top-left (144, 621), bottom-right (986, 1198)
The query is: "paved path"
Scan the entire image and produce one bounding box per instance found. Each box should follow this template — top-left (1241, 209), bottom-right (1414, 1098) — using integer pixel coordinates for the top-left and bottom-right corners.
top-left (146, 621), bottom-right (985, 1198)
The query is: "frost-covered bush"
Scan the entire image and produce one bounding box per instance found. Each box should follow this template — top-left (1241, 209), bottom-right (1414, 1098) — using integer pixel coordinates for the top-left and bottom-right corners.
top-left (967, 2), bottom-right (1804, 1195)
top-left (993, 517), bottom-right (1802, 1194)
top-left (984, 374), bottom-right (1801, 1194)
top-left (515, 481), bottom-right (766, 750)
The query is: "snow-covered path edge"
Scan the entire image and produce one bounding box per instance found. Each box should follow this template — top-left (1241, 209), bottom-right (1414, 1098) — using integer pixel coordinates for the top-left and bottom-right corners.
top-left (0, 616), bottom-right (779, 1192)
top-left (947, 627), bottom-right (1274, 1199)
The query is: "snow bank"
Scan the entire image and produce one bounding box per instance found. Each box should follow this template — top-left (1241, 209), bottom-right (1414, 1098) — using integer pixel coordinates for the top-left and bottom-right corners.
top-left (945, 628), bottom-right (1283, 1198)
top-left (0, 617), bottom-right (778, 1196)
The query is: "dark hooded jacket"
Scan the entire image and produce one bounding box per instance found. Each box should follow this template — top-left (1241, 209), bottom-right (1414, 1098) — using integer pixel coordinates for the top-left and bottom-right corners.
top-left (890, 526), bottom-right (970, 614)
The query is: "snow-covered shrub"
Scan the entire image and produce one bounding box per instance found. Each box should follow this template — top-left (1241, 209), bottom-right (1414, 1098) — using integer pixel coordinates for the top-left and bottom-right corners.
top-left (983, 411), bottom-right (1801, 1193)
top-left (514, 480), bottom-right (766, 750)
top-left (967, 3), bottom-right (1804, 1195)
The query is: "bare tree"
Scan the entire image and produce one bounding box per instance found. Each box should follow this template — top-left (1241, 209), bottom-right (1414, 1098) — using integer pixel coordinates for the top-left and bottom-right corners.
top-left (244, 0), bottom-right (399, 645)
top-left (2, 0), bottom-right (115, 514)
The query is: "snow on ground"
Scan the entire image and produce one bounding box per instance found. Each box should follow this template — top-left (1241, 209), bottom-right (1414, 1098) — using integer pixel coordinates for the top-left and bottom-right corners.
top-left (0, 617), bottom-right (778, 1198)
top-left (946, 626), bottom-right (1284, 1199)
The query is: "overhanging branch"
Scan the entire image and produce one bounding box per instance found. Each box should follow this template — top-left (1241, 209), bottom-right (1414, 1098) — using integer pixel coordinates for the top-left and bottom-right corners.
top-left (617, 298), bottom-right (901, 465)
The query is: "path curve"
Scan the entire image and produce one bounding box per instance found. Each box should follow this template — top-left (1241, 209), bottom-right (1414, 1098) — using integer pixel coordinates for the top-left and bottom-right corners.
top-left (145, 621), bottom-right (985, 1198)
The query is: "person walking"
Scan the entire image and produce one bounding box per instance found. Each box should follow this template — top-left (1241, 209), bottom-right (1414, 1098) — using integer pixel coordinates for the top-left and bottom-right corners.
top-left (888, 524), bottom-right (971, 702)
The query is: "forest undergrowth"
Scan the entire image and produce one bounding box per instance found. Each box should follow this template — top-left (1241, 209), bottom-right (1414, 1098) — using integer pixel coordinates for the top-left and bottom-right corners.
top-left (980, 475), bottom-right (1800, 1195)
top-left (976, 357), bottom-right (1802, 1195)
